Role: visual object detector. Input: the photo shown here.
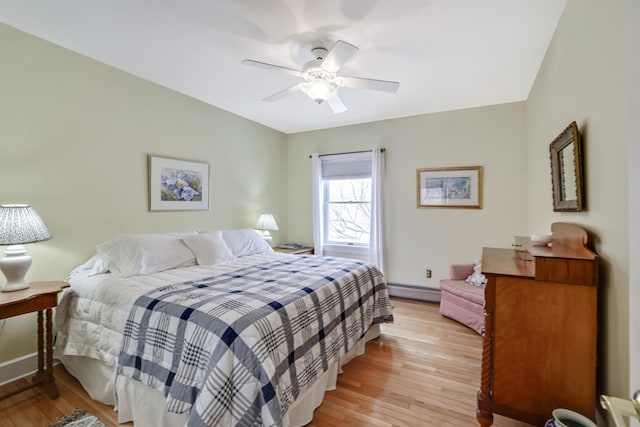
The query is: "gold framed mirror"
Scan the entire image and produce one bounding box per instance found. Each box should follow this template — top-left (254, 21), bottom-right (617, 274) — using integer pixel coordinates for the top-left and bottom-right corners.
top-left (549, 121), bottom-right (584, 212)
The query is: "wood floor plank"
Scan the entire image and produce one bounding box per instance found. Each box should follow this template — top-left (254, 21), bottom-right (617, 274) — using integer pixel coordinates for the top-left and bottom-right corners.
top-left (0, 298), bottom-right (530, 426)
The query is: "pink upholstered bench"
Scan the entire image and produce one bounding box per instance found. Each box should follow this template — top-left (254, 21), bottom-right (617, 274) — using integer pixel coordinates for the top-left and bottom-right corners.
top-left (439, 264), bottom-right (485, 334)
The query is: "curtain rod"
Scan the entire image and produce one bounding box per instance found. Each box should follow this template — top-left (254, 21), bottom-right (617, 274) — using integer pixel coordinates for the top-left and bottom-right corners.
top-left (308, 148), bottom-right (385, 158)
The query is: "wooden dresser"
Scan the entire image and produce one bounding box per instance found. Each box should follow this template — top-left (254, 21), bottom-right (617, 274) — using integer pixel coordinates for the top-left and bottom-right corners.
top-left (476, 222), bottom-right (599, 426)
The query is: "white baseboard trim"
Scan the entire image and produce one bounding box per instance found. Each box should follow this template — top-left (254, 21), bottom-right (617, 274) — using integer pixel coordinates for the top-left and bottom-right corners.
top-left (0, 352), bottom-right (62, 387)
top-left (0, 352), bottom-right (38, 387)
top-left (388, 283), bottom-right (441, 303)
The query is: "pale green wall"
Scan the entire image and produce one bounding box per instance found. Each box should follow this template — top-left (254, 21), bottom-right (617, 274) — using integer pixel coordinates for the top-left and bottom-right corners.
top-left (286, 102), bottom-right (529, 288)
top-left (526, 0), bottom-right (629, 403)
top-left (0, 24), bottom-right (288, 362)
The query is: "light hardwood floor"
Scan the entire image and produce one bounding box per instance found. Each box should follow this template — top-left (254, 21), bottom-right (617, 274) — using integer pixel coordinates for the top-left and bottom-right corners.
top-left (0, 299), bottom-right (530, 427)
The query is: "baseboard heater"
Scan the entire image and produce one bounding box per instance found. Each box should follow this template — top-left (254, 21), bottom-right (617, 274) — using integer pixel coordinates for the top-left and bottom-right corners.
top-left (387, 283), bottom-right (441, 303)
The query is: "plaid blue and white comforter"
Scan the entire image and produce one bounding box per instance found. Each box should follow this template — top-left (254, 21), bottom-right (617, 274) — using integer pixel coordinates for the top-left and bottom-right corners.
top-left (117, 255), bottom-right (393, 427)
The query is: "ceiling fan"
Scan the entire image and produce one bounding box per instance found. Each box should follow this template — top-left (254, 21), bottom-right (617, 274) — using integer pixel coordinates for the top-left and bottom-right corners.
top-left (241, 40), bottom-right (400, 114)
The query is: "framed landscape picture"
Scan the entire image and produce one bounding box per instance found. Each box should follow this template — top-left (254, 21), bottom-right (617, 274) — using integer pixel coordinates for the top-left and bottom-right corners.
top-left (148, 155), bottom-right (209, 211)
top-left (416, 166), bottom-right (482, 208)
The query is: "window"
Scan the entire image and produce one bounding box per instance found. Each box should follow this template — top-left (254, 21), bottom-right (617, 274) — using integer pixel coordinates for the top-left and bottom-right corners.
top-left (324, 178), bottom-right (371, 245)
top-left (312, 149), bottom-right (385, 270)
top-left (320, 152), bottom-right (372, 250)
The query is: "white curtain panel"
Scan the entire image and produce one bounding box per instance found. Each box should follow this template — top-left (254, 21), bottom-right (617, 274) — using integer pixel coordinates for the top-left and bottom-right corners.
top-left (311, 153), bottom-right (324, 255)
top-left (370, 147), bottom-right (386, 275)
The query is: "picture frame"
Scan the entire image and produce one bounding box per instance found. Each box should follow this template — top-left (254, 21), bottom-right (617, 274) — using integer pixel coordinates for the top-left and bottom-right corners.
top-left (549, 121), bottom-right (584, 212)
top-left (148, 155), bottom-right (210, 211)
top-left (416, 166), bottom-right (482, 208)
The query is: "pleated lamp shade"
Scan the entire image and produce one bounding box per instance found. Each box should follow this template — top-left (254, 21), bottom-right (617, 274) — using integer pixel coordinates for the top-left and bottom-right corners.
top-left (0, 204), bottom-right (51, 292)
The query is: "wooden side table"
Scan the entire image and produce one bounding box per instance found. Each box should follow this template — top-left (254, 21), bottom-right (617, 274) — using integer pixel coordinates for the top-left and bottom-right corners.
top-left (0, 281), bottom-right (69, 401)
top-left (274, 246), bottom-right (314, 255)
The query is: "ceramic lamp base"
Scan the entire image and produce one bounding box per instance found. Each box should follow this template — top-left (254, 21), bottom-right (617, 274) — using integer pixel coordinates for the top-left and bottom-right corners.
top-left (0, 245), bottom-right (32, 292)
top-left (260, 230), bottom-right (274, 247)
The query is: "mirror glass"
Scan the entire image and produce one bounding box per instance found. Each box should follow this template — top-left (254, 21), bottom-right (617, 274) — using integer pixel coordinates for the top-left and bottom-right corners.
top-left (559, 141), bottom-right (576, 201)
top-left (550, 122), bottom-right (584, 212)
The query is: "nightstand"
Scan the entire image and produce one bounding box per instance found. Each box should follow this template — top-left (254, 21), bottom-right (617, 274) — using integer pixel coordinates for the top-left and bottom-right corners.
top-left (274, 246), bottom-right (314, 255)
top-left (0, 281), bottom-right (69, 401)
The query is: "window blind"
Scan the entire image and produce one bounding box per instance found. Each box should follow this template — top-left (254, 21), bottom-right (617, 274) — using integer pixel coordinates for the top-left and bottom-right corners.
top-left (321, 152), bottom-right (372, 180)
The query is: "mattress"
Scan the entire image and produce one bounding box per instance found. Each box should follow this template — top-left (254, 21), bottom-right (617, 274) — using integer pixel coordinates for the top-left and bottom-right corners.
top-left (55, 252), bottom-right (392, 426)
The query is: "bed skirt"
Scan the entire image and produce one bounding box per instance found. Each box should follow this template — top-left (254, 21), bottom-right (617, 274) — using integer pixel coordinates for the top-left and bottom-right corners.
top-left (57, 324), bottom-right (380, 427)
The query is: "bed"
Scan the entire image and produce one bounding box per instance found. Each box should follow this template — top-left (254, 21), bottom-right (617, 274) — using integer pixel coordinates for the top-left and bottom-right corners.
top-left (54, 229), bottom-right (393, 426)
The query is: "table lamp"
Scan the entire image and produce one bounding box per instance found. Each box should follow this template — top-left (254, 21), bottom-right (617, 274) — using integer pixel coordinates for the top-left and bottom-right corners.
top-left (255, 213), bottom-right (278, 246)
top-left (0, 204), bottom-right (52, 292)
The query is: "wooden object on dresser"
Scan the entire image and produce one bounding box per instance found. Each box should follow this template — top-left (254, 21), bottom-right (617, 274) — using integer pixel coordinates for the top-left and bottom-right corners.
top-left (476, 222), bottom-right (599, 427)
top-left (274, 246), bottom-right (314, 255)
top-left (0, 281), bottom-right (69, 401)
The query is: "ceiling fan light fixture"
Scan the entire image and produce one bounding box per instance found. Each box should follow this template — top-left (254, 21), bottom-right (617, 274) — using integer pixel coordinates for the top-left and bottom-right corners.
top-left (242, 39), bottom-right (399, 113)
top-left (301, 79), bottom-right (337, 104)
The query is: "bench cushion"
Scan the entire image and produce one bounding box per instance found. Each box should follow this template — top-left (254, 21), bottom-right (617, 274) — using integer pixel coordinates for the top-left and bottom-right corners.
top-left (439, 279), bottom-right (485, 305)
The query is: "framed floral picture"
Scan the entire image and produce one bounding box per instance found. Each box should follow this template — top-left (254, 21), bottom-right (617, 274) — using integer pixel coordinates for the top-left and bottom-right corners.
top-left (416, 166), bottom-right (482, 208)
top-left (148, 155), bottom-right (209, 211)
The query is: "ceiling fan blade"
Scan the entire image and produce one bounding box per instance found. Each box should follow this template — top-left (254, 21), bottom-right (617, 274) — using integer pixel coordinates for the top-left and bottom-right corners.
top-left (325, 93), bottom-right (347, 114)
top-left (263, 84), bottom-right (303, 102)
top-left (322, 40), bottom-right (359, 73)
top-left (341, 76), bottom-right (400, 93)
top-left (241, 59), bottom-right (303, 78)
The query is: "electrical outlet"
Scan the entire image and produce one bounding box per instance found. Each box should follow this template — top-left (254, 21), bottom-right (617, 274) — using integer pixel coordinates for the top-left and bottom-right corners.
top-left (426, 269), bottom-right (432, 279)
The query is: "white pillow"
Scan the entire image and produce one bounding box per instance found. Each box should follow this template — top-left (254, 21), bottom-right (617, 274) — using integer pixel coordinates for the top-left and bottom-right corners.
top-left (219, 229), bottom-right (273, 257)
top-left (96, 232), bottom-right (197, 277)
top-left (67, 255), bottom-right (110, 278)
top-left (182, 231), bottom-right (235, 266)
top-left (466, 257), bottom-right (487, 288)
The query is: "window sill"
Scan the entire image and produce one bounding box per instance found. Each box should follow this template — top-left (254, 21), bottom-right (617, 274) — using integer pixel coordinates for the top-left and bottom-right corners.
top-left (322, 244), bottom-right (369, 256)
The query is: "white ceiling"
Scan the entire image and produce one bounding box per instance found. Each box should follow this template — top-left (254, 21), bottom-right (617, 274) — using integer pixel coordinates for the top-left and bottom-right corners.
top-left (0, 0), bottom-right (566, 134)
